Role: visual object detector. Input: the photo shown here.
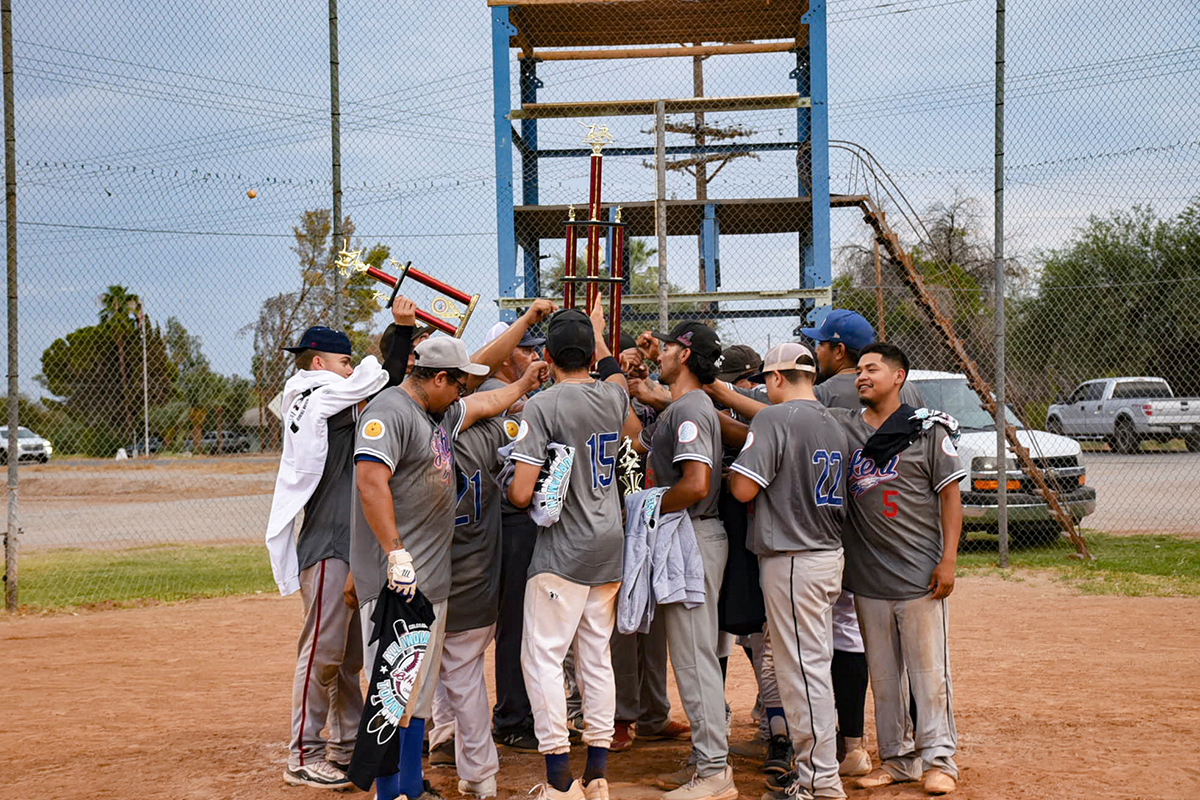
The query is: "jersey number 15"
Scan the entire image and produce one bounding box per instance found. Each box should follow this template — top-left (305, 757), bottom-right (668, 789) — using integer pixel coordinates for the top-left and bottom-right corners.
top-left (587, 432), bottom-right (619, 489)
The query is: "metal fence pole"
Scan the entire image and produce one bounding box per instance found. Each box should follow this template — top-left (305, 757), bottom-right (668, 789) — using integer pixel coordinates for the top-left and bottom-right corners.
top-left (3, 0), bottom-right (17, 611)
top-left (994, 0), bottom-right (1008, 567)
top-left (329, 0), bottom-right (345, 330)
top-left (654, 100), bottom-right (668, 331)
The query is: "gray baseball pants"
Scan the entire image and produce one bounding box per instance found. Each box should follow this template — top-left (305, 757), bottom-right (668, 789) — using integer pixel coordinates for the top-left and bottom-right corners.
top-left (612, 612), bottom-right (672, 731)
top-left (430, 624), bottom-right (500, 783)
top-left (854, 594), bottom-right (958, 781)
top-left (661, 517), bottom-right (729, 778)
top-left (290, 558), bottom-right (363, 769)
top-left (760, 550), bottom-right (846, 799)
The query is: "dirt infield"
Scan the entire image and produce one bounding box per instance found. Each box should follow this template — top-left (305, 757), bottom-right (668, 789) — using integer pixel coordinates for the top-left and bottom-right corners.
top-left (3, 574), bottom-right (1198, 800)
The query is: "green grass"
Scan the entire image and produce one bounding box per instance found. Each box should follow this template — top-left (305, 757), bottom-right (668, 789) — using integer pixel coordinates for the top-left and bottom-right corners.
top-left (957, 530), bottom-right (1200, 597)
top-left (14, 544), bottom-right (276, 611)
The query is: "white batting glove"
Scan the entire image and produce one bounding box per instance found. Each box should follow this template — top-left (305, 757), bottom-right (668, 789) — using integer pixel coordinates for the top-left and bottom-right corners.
top-left (386, 548), bottom-right (417, 598)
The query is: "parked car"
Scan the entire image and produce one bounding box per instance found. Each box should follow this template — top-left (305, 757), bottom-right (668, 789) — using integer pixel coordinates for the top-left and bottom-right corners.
top-left (126, 436), bottom-right (164, 455)
top-left (197, 430), bottom-right (251, 454)
top-left (1045, 377), bottom-right (1200, 454)
top-left (909, 371), bottom-right (1096, 541)
top-left (0, 426), bottom-right (52, 463)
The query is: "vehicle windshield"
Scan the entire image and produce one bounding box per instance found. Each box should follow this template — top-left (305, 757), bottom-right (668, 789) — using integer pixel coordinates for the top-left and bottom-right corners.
top-left (911, 378), bottom-right (1023, 431)
top-left (1111, 381), bottom-right (1173, 400)
top-left (1, 427), bottom-right (40, 439)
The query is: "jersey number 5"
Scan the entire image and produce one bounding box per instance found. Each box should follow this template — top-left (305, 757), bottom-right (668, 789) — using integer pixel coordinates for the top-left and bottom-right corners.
top-left (455, 469), bottom-right (483, 526)
top-left (812, 450), bottom-right (844, 508)
top-left (587, 432), bottom-right (619, 489)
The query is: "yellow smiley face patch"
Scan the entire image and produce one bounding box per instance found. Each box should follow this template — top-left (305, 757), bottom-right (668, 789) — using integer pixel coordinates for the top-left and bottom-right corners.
top-left (363, 419), bottom-right (386, 440)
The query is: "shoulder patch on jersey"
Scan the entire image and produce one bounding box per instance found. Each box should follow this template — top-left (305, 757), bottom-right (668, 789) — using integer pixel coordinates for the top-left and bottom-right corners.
top-left (677, 420), bottom-right (699, 444)
top-left (504, 419), bottom-right (521, 440)
top-left (515, 419), bottom-right (530, 442)
top-left (362, 419), bottom-right (386, 440)
top-left (941, 435), bottom-right (958, 457)
top-left (741, 431), bottom-right (755, 452)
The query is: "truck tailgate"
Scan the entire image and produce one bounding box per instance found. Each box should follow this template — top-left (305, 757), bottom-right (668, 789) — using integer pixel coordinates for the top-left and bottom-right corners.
top-left (1146, 399), bottom-right (1200, 425)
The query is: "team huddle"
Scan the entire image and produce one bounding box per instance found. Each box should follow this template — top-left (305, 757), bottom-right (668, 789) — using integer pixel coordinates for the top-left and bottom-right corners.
top-left (265, 298), bottom-right (966, 800)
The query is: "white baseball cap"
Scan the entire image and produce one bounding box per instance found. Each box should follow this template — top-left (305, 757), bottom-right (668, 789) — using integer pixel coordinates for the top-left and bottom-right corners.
top-left (750, 342), bottom-right (818, 382)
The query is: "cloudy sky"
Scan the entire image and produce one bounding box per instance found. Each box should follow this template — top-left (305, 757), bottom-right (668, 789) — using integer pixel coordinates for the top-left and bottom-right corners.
top-left (8, 0), bottom-right (1198, 391)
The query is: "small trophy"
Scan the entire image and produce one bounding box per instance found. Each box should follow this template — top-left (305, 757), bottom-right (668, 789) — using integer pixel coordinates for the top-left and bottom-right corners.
top-left (617, 436), bottom-right (644, 496)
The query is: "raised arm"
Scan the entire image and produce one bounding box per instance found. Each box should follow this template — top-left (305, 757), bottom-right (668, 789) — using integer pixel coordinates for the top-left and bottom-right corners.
top-left (382, 295), bottom-right (418, 388)
top-left (717, 410), bottom-right (750, 450)
top-left (589, 297), bottom-right (628, 391)
top-left (466, 298), bottom-right (557, 390)
top-left (460, 360), bottom-right (548, 431)
top-left (704, 380), bottom-right (769, 420)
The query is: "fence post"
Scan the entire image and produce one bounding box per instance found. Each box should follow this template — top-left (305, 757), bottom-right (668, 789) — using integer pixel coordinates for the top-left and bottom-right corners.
top-left (329, 0), bottom-right (345, 330)
top-left (654, 100), bottom-right (668, 331)
top-left (3, 0), bottom-right (18, 611)
top-left (994, 0), bottom-right (1008, 567)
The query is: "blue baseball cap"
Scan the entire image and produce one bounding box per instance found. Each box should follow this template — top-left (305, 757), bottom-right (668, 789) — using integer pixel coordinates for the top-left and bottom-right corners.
top-left (282, 326), bottom-right (352, 355)
top-left (799, 309), bottom-right (876, 351)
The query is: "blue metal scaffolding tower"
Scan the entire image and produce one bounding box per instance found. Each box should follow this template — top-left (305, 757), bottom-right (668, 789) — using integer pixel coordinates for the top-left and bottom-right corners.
top-left (489, 0), bottom-right (832, 326)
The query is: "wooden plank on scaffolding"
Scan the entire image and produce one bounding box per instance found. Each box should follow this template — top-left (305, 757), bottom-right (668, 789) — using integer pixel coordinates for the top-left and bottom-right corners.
top-left (510, 93), bottom-right (809, 120)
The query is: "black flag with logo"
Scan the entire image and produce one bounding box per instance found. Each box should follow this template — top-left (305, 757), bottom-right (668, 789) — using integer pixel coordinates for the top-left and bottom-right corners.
top-left (347, 588), bottom-right (436, 790)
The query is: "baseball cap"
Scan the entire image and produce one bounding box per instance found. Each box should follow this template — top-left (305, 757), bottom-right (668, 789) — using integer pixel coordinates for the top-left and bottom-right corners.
top-left (749, 342), bottom-right (818, 383)
top-left (282, 326), bottom-right (352, 355)
top-left (546, 309), bottom-right (595, 361)
top-left (652, 321), bottom-right (722, 362)
top-left (716, 344), bottom-right (763, 382)
top-left (413, 336), bottom-right (489, 376)
top-left (483, 321), bottom-right (546, 349)
top-left (619, 333), bottom-right (638, 352)
top-left (799, 309), bottom-right (876, 351)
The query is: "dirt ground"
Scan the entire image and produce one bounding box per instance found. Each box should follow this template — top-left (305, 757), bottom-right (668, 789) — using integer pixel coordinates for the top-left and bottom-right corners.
top-left (3, 574), bottom-right (1198, 800)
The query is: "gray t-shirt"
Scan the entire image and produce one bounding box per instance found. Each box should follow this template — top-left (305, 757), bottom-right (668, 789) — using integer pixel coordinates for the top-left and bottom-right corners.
top-left (640, 389), bottom-right (723, 519)
top-left (730, 399), bottom-right (848, 555)
top-left (297, 406), bottom-right (356, 572)
top-left (814, 371), bottom-right (924, 409)
top-left (510, 380), bottom-right (628, 585)
top-left (447, 413), bottom-right (518, 632)
top-left (829, 408), bottom-right (967, 600)
top-left (350, 388), bottom-right (460, 607)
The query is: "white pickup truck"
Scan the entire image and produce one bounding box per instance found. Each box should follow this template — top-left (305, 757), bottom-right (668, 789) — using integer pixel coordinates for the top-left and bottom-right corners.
top-left (909, 371), bottom-right (1096, 541)
top-left (1045, 377), bottom-right (1200, 454)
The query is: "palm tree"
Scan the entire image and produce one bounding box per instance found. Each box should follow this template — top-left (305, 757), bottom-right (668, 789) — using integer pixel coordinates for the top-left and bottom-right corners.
top-left (98, 285), bottom-right (142, 440)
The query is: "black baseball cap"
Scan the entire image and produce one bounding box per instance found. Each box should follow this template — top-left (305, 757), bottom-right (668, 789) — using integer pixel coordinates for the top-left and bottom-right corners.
top-left (282, 326), bottom-right (352, 355)
top-left (652, 321), bottom-right (722, 362)
top-left (716, 344), bottom-right (762, 382)
top-left (619, 333), bottom-right (637, 352)
top-left (546, 309), bottom-right (595, 361)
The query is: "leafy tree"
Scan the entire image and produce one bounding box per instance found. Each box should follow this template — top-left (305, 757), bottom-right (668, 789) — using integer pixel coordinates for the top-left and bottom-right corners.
top-left (39, 296), bottom-right (176, 455)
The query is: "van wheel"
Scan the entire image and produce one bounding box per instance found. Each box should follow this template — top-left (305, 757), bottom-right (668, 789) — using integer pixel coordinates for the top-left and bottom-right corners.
top-left (1113, 418), bottom-right (1141, 455)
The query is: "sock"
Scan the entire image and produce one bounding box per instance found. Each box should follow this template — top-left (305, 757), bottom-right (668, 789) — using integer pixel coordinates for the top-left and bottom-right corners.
top-left (766, 707), bottom-right (789, 738)
top-left (583, 745), bottom-right (608, 785)
top-left (843, 736), bottom-right (863, 752)
top-left (398, 718), bottom-right (427, 799)
top-left (719, 655), bottom-right (729, 682)
top-left (374, 725), bottom-right (408, 800)
top-left (545, 753), bottom-right (572, 793)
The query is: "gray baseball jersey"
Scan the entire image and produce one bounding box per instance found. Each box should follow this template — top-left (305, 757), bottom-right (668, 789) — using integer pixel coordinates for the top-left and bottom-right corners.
top-left (446, 414), bottom-right (519, 632)
top-left (481, 376), bottom-right (527, 516)
top-left (510, 379), bottom-right (628, 585)
top-left (350, 388), bottom-right (460, 607)
top-left (814, 371), bottom-right (924, 409)
top-left (640, 388), bottom-right (722, 519)
top-left (829, 408), bottom-right (967, 600)
top-left (297, 406), bottom-right (356, 572)
top-left (730, 399), bottom-right (848, 555)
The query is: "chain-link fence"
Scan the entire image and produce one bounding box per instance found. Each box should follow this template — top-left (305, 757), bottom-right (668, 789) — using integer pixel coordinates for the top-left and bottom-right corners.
top-left (3, 0), bottom-right (1197, 607)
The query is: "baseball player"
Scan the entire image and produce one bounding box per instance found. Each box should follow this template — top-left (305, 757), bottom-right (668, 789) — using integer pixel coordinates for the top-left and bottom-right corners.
top-left (351, 310), bottom-right (554, 800)
top-left (266, 297), bottom-right (419, 791)
top-left (823, 342), bottom-right (964, 796)
top-left (506, 306), bottom-right (631, 800)
top-left (428, 357), bottom-right (548, 799)
top-left (627, 321), bottom-right (735, 800)
top-left (728, 343), bottom-right (850, 800)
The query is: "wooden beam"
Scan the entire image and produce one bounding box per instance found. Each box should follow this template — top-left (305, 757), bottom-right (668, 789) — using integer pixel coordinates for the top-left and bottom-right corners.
top-left (531, 40), bottom-right (799, 61)
top-left (510, 93), bottom-right (809, 120)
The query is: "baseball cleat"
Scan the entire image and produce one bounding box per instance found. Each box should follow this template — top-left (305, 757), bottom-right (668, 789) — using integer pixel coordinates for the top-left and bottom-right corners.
top-left (762, 734), bottom-right (793, 775)
top-left (765, 769), bottom-right (796, 792)
top-left (838, 745), bottom-right (871, 777)
top-left (494, 727), bottom-right (540, 753)
top-left (529, 780), bottom-right (586, 800)
top-left (854, 768), bottom-right (900, 789)
top-left (430, 739), bottom-right (456, 767)
top-left (922, 769), bottom-right (958, 795)
top-left (609, 721), bottom-right (635, 752)
top-left (283, 760), bottom-right (354, 790)
top-left (660, 766), bottom-right (739, 800)
top-left (655, 766), bottom-right (695, 791)
top-left (639, 720), bottom-right (692, 741)
top-left (582, 777), bottom-right (610, 800)
top-left (458, 775), bottom-right (498, 799)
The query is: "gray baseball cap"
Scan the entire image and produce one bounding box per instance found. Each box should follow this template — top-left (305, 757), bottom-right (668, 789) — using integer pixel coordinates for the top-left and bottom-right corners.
top-left (413, 336), bottom-right (489, 376)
